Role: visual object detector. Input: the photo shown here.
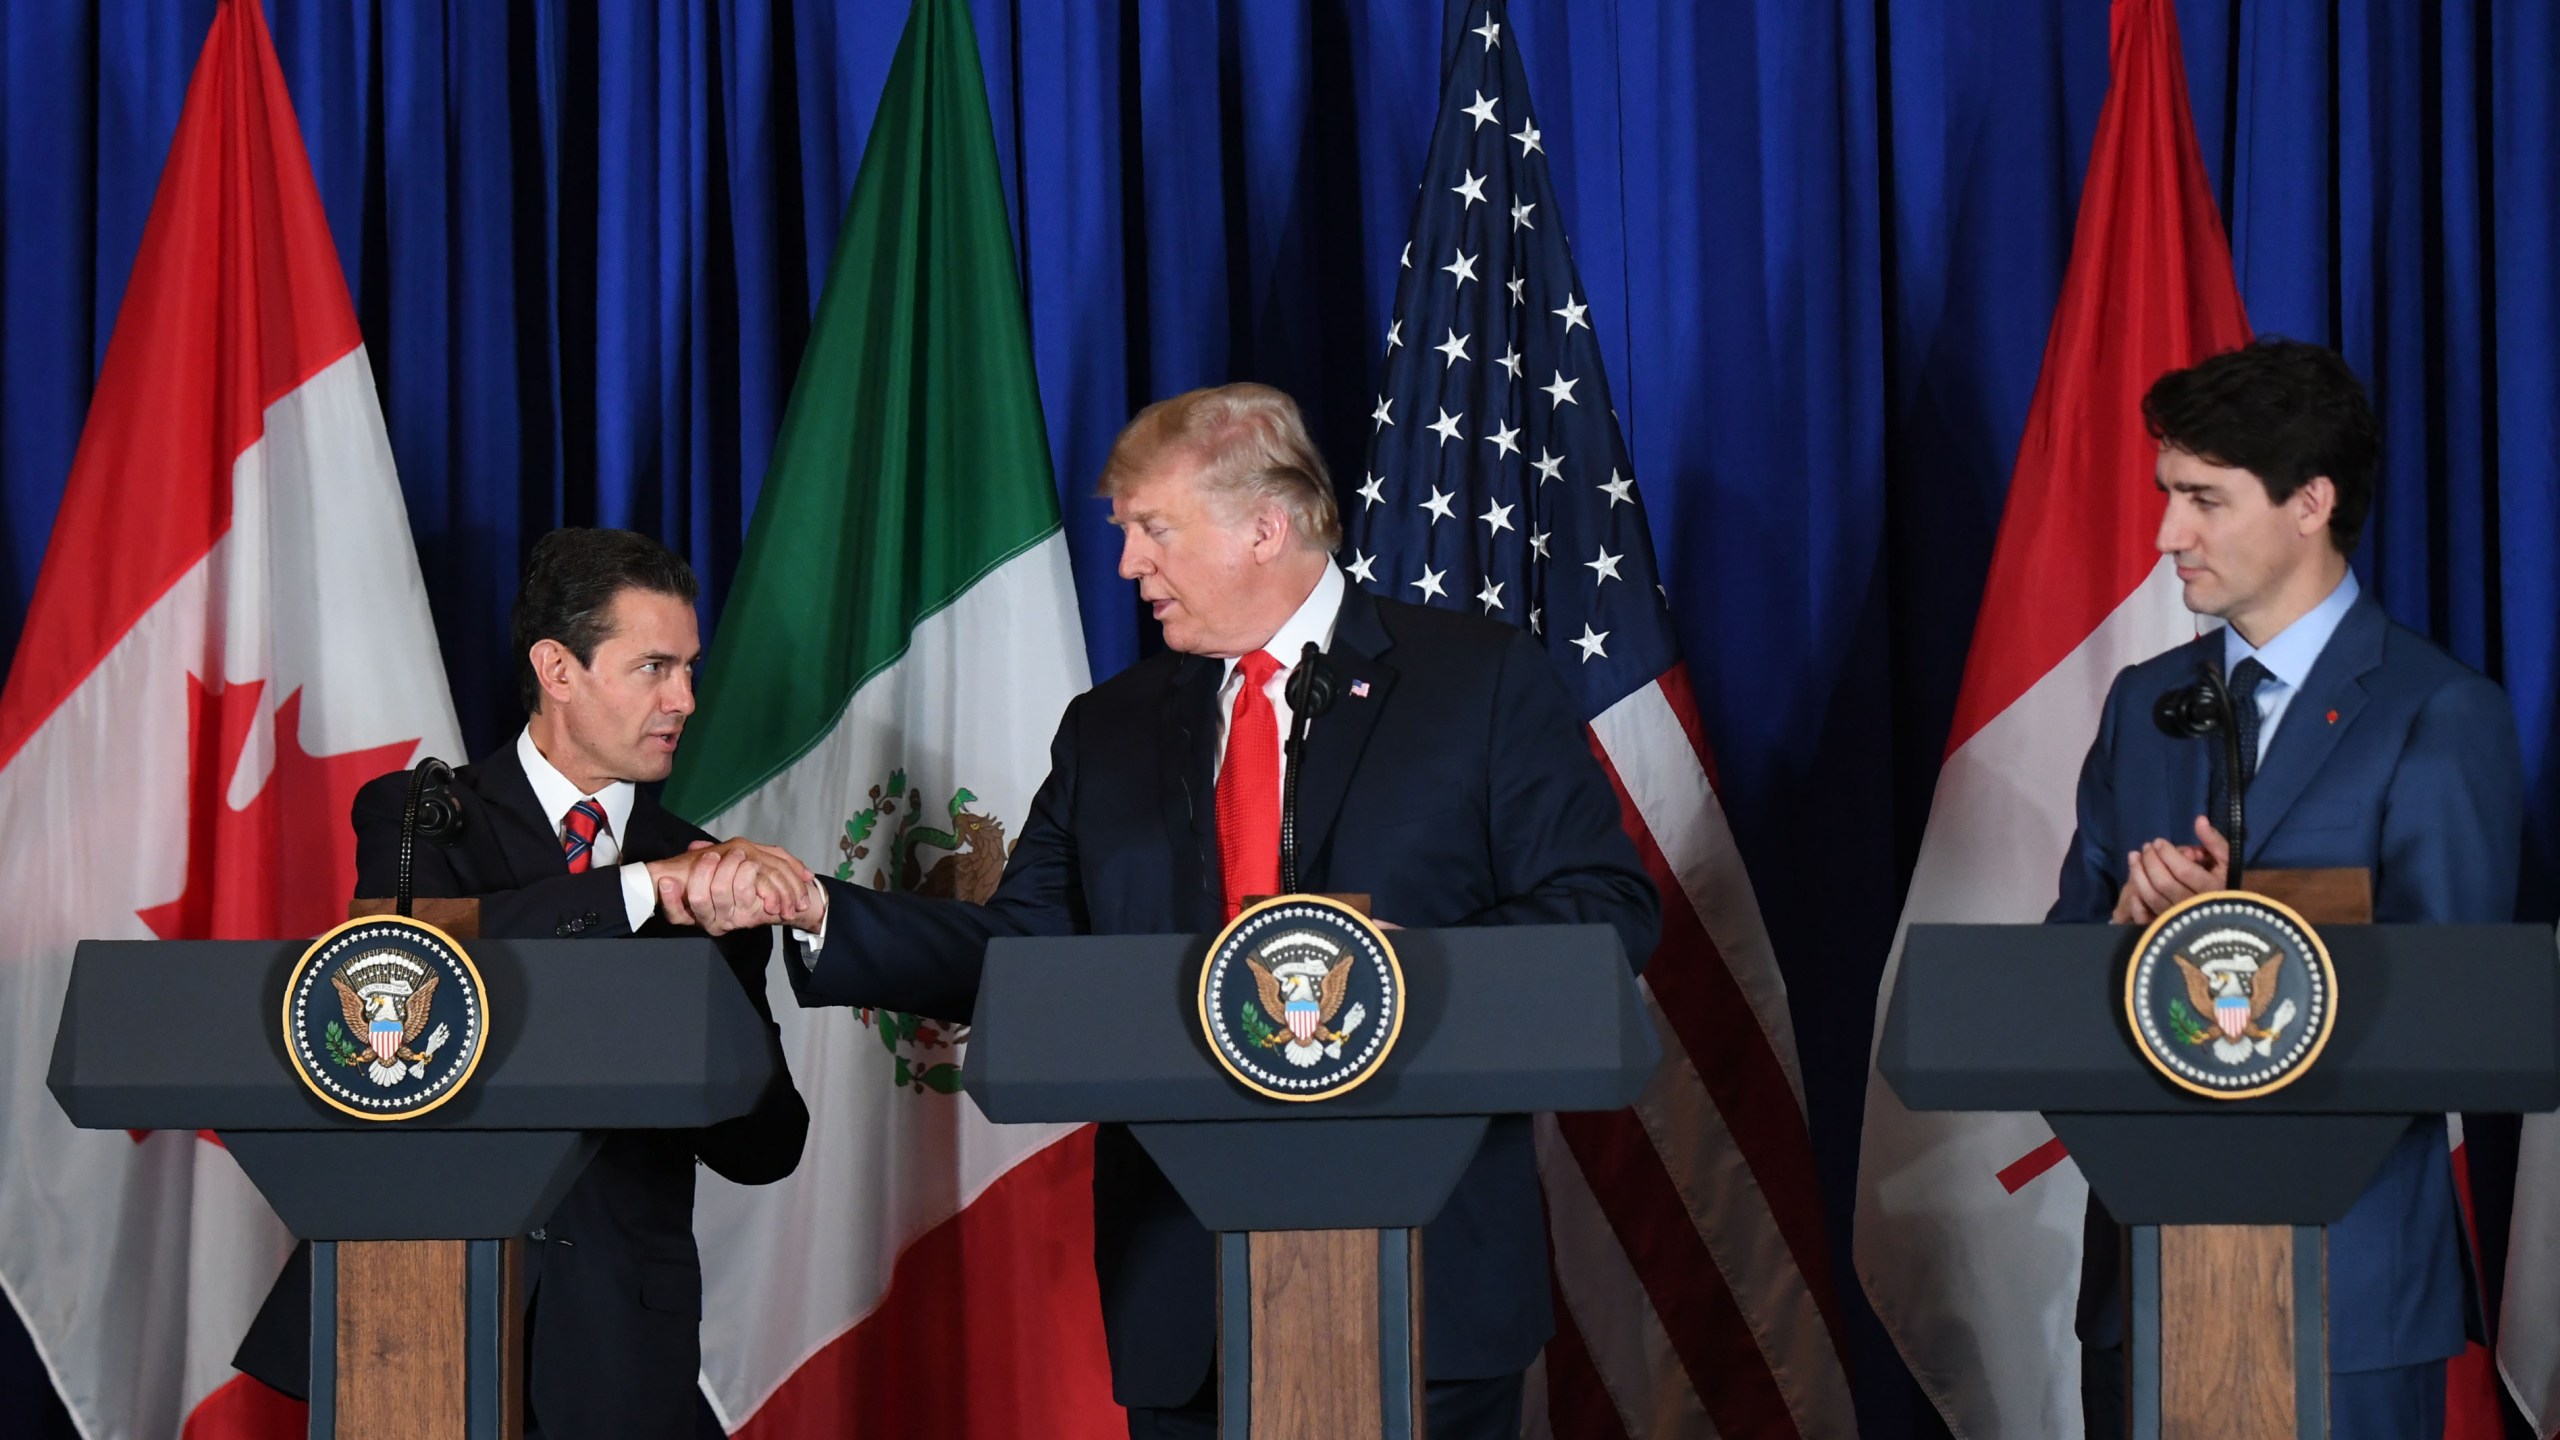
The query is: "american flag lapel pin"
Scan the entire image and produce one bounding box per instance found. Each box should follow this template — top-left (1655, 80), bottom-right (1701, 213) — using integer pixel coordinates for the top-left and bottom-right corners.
top-left (1349, 679), bottom-right (1371, 699)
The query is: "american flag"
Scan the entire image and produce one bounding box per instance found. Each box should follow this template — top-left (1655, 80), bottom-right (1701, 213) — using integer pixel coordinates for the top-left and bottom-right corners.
top-left (1350, 4), bottom-right (1856, 1436)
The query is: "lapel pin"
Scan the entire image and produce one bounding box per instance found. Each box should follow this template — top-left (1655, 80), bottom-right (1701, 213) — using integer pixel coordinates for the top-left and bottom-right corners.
top-left (1349, 679), bottom-right (1371, 699)
top-left (2326, 709), bottom-right (2338, 724)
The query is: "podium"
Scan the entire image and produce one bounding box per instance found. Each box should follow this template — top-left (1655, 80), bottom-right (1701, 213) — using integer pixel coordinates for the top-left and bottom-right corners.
top-left (965, 921), bottom-right (1658, 1438)
top-left (1879, 874), bottom-right (2559, 1439)
top-left (46, 915), bottom-right (780, 1440)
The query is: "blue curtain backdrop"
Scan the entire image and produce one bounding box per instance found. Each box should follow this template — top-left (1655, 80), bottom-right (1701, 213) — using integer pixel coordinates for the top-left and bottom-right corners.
top-left (3, 2), bottom-right (2555, 1436)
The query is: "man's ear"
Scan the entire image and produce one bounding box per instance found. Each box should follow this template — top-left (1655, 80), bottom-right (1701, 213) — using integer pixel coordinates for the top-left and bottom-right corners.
top-left (2295, 475), bottom-right (2337, 538)
top-left (1251, 503), bottom-right (1293, 561)
top-left (529, 638), bottom-right (578, 708)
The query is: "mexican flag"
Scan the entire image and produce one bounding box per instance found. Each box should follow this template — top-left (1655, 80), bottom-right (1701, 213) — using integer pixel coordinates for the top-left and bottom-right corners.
top-left (0, 1), bottom-right (462, 1435)
top-left (661, 0), bottom-right (1116, 1432)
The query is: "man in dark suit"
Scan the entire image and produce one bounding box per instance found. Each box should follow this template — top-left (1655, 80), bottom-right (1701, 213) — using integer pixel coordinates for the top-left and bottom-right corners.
top-left (689, 383), bottom-right (1659, 1440)
top-left (235, 528), bottom-right (810, 1439)
top-left (2052, 340), bottom-right (2524, 1439)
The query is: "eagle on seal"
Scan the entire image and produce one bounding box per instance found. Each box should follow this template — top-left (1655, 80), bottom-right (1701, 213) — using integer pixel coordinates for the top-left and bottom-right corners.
top-left (2174, 951), bottom-right (2296, 1064)
top-left (334, 971), bottom-right (439, 1086)
top-left (1246, 951), bottom-right (1369, 1068)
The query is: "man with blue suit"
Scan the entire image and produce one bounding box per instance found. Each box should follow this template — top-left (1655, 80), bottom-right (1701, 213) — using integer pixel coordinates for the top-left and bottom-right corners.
top-left (688, 383), bottom-right (1659, 1439)
top-left (2054, 338), bottom-right (2525, 1439)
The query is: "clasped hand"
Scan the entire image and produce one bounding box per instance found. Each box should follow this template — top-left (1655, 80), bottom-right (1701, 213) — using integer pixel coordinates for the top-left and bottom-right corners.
top-left (646, 839), bottom-right (828, 935)
top-left (2110, 814), bottom-right (2231, 925)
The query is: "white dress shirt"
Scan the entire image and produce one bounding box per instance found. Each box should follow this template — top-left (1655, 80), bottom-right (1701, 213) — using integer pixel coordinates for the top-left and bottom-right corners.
top-left (1214, 561), bottom-right (1346, 811)
top-left (2220, 568), bottom-right (2360, 766)
top-left (516, 727), bottom-right (657, 929)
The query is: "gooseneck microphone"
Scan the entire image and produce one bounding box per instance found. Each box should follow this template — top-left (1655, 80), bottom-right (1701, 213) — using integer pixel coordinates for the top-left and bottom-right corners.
top-left (2151, 662), bottom-right (2247, 893)
top-left (1279, 641), bottom-right (1339, 894)
top-left (396, 757), bottom-right (465, 918)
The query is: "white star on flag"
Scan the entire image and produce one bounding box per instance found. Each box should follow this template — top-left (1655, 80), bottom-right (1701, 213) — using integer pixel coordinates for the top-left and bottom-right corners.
top-left (1506, 272), bottom-right (1526, 306)
top-left (1511, 122), bottom-right (1541, 155)
top-left (1345, 550), bottom-right (1377, 584)
top-left (1543, 371), bottom-right (1580, 408)
top-left (1443, 248), bottom-right (1479, 287)
top-left (1436, 328), bottom-right (1473, 366)
top-left (1529, 528), bottom-right (1550, 558)
top-left (1599, 469), bottom-right (1636, 507)
top-left (1476, 579), bottom-right (1506, 613)
top-left (1553, 295), bottom-right (1589, 333)
top-left (1586, 545), bottom-right (1623, 584)
top-left (1372, 396), bottom-right (1394, 430)
top-left (1532, 448), bottom-right (1564, 484)
top-left (1410, 565), bottom-right (1448, 602)
top-left (1357, 473), bottom-right (1386, 509)
top-left (1486, 419), bottom-right (1521, 458)
top-left (1497, 344), bottom-right (1523, 379)
top-left (1419, 485), bottom-right (1456, 522)
top-left (1428, 409), bottom-right (1465, 445)
top-left (1479, 499), bottom-right (1515, 536)
top-left (1474, 16), bottom-right (1501, 49)
top-left (1463, 90), bottom-right (1500, 129)
top-left (1385, 320), bottom-right (1402, 351)
top-left (1453, 170), bottom-right (1487, 207)
top-left (1570, 623), bottom-right (1609, 661)
top-left (1511, 198), bottom-right (1536, 231)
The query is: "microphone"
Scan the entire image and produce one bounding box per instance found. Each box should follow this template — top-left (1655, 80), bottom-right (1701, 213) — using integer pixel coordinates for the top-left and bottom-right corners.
top-left (397, 758), bottom-right (465, 918)
top-left (2151, 663), bottom-right (2247, 892)
top-left (1279, 642), bottom-right (1339, 893)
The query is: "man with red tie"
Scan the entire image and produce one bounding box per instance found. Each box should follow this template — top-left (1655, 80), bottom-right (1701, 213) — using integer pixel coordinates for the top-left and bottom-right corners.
top-left (234, 528), bottom-right (809, 1439)
top-left (715, 384), bottom-right (1657, 1439)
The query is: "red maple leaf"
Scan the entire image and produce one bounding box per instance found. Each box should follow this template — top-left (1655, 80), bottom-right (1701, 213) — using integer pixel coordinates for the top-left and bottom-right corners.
top-left (138, 675), bottom-right (419, 943)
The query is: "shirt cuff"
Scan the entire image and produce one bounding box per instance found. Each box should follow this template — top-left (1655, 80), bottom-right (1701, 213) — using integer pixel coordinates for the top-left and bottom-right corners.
top-left (618, 863), bottom-right (657, 931)
top-left (790, 916), bottom-right (827, 951)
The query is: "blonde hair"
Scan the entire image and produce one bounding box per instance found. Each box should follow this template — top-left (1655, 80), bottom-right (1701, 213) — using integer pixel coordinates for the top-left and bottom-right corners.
top-left (1096, 383), bottom-right (1342, 551)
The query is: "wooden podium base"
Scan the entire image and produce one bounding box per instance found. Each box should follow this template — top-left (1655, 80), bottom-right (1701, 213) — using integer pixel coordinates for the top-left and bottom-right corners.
top-left (1219, 1228), bottom-right (1424, 1439)
top-left (2123, 868), bottom-right (2370, 1440)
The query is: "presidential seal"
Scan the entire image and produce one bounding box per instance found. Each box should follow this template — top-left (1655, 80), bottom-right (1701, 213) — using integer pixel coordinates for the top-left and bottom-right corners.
top-left (1199, 896), bottom-right (1405, 1102)
top-left (2125, 890), bottom-right (2337, 1100)
top-left (282, 915), bottom-right (489, 1121)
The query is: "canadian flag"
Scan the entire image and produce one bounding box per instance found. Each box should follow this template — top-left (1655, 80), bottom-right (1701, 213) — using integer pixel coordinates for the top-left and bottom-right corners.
top-left (0, 1), bottom-right (461, 1436)
top-left (1850, 0), bottom-right (2245, 1433)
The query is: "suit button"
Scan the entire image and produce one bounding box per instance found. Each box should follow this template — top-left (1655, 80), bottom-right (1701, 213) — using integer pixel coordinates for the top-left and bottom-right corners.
top-left (529, 1228), bottom-right (547, 1242)
top-left (582, 911), bottom-right (600, 927)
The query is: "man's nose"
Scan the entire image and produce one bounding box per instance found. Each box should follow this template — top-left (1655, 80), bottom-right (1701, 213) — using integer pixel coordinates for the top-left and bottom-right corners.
top-left (665, 668), bottom-right (697, 716)
top-left (1117, 533), bottom-right (1149, 580)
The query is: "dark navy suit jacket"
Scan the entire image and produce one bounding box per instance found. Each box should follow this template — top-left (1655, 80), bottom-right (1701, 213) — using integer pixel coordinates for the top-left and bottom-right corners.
top-left (234, 741), bottom-right (810, 1437)
top-left (790, 583), bottom-right (1660, 1408)
top-left (2051, 588), bottom-right (2523, 1371)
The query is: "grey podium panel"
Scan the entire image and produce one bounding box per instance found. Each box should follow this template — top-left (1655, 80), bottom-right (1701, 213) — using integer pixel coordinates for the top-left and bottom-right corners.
top-left (51, 938), bottom-right (775, 1131)
top-left (226, 1129), bottom-right (600, 1239)
top-left (1883, 922), bottom-right (2559, 1115)
top-left (966, 923), bottom-right (1657, 1124)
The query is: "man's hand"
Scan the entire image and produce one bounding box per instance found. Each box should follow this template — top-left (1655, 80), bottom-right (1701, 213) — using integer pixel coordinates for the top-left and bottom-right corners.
top-left (649, 840), bottom-right (826, 936)
top-left (2109, 815), bottom-right (2231, 924)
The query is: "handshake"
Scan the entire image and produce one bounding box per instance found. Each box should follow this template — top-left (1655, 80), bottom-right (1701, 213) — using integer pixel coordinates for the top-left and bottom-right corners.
top-left (642, 839), bottom-right (829, 937)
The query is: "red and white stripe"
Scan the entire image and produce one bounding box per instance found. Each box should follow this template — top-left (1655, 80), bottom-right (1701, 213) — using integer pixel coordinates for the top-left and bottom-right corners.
top-left (0, 2), bottom-right (460, 1435)
top-left (1532, 665), bottom-right (1857, 1439)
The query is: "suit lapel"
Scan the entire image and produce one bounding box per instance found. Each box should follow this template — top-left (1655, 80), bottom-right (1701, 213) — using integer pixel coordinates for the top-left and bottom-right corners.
top-left (1161, 655), bottom-right (1224, 930)
top-left (472, 741), bottom-right (574, 887)
top-left (2243, 592), bottom-right (2385, 862)
top-left (1291, 586), bottom-right (1398, 885)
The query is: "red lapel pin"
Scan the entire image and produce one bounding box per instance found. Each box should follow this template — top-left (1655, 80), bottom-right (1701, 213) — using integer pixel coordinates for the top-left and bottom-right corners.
top-left (2326, 709), bottom-right (2338, 724)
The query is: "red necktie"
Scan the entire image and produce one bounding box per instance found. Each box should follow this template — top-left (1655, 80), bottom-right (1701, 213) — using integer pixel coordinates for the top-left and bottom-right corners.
top-left (1215, 650), bottom-right (1284, 920)
top-left (561, 798), bottom-right (607, 874)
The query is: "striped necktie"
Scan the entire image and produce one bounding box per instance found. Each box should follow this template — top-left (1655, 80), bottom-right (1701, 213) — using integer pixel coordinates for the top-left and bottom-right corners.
top-left (561, 797), bottom-right (608, 874)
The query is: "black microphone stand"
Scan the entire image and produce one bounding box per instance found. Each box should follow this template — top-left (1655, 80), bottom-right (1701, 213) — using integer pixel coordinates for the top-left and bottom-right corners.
top-left (395, 758), bottom-right (464, 918)
top-left (1279, 642), bottom-right (1337, 894)
top-left (2151, 663), bottom-right (2247, 893)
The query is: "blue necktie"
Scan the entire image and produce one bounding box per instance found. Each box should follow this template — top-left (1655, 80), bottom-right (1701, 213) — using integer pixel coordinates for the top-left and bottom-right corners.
top-left (2208, 657), bottom-right (2272, 839)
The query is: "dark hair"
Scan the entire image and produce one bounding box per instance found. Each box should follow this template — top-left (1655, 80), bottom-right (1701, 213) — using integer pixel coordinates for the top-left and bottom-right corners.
top-left (2141, 337), bottom-right (2381, 554)
top-left (511, 529), bottom-right (698, 714)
